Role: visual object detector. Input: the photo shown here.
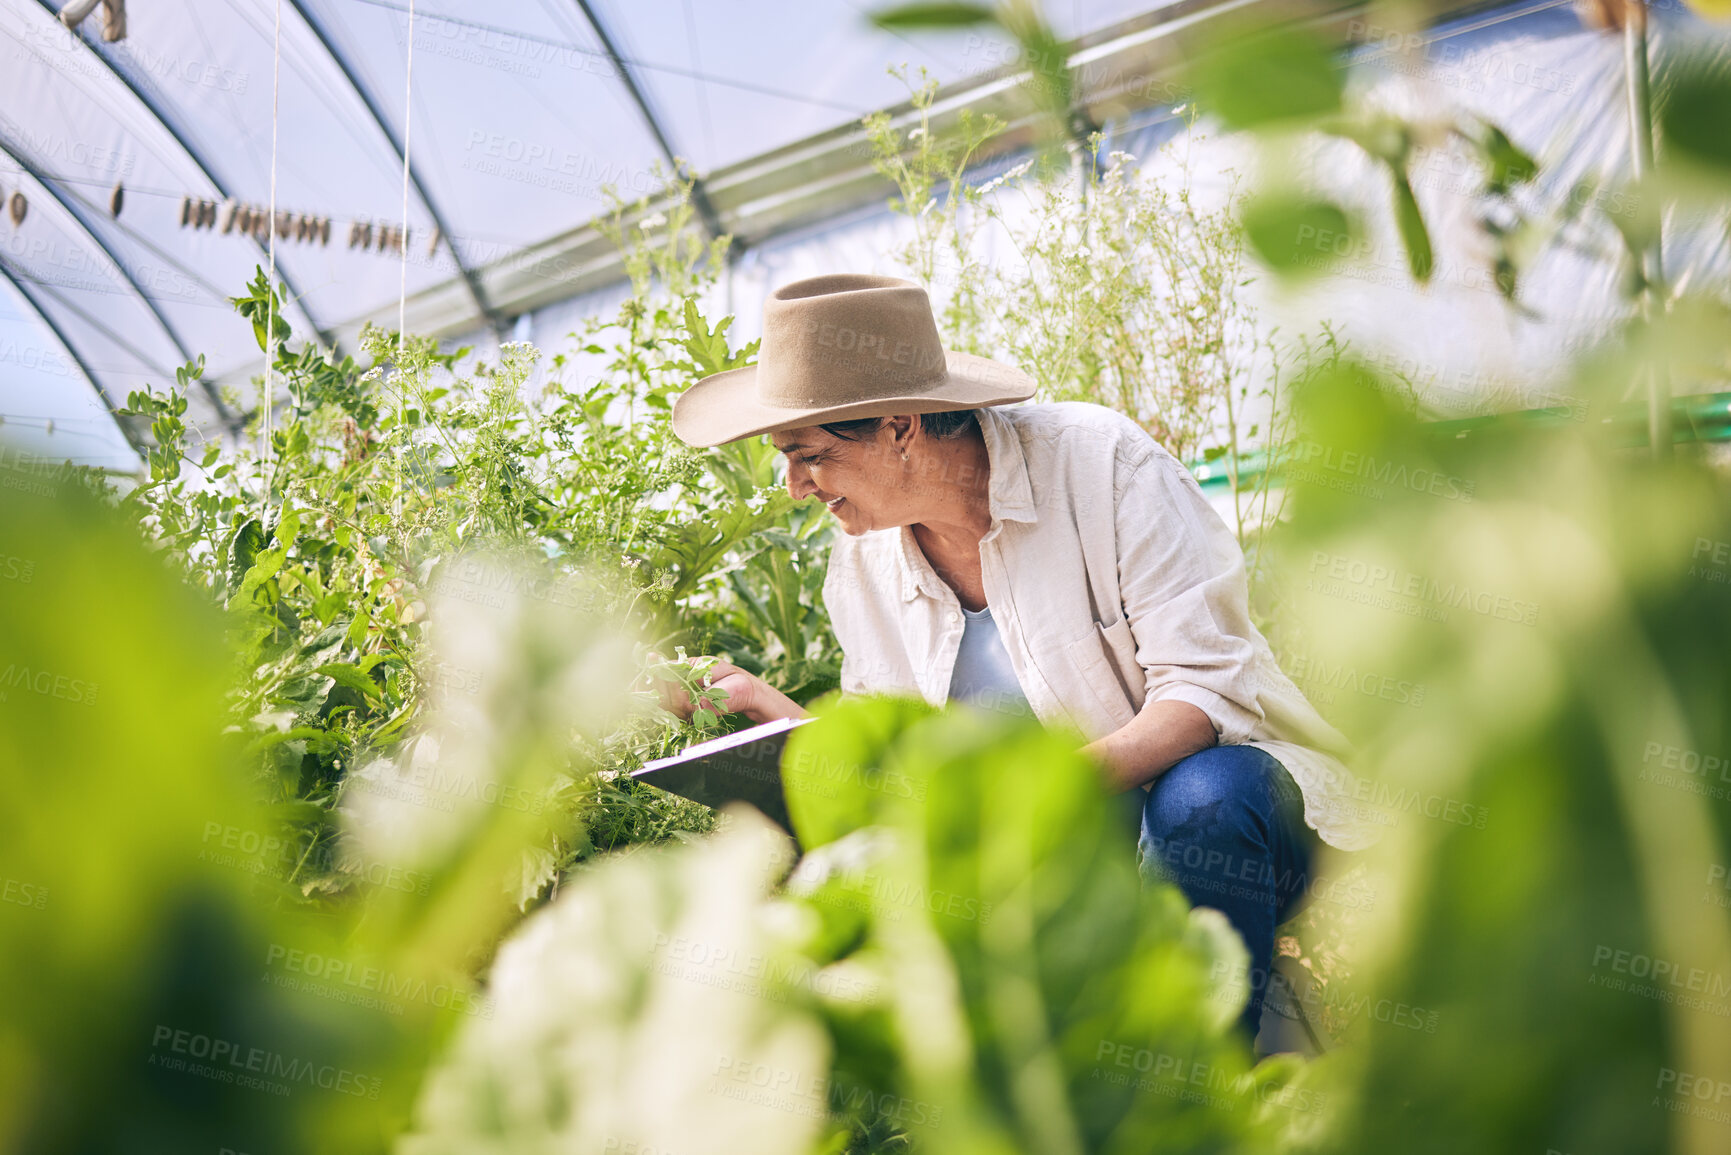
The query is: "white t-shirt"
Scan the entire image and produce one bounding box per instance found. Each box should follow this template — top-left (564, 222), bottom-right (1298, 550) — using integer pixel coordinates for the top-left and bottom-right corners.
top-left (947, 604), bottom-right (1032, 717)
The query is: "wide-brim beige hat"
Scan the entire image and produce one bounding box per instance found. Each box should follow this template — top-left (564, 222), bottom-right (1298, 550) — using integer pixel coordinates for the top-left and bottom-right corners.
top-left (671, 273), bottom-right (1037, 448)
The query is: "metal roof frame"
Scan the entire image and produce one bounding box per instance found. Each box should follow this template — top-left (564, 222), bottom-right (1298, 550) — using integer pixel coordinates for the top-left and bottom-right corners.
top-left (3, 253), bottom-right (200, 381)
top-left (284, 0), bottom-right (508, 338)
top-left (26, 0), bottom-right (332, 352)
top-left (363, 0), bottom-right (1521, 341)
top-left (0, 257), bottom-right (144, 458)
top-left (343, 0), bottom-right (1324, 341)
top-left (0, 136), bottom-right (238, 430)
top-left (568, 0), bottom-right (726, 242)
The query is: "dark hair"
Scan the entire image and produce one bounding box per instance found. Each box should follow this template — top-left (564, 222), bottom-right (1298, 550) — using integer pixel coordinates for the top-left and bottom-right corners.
top-left (819, 410), bottom-right (979, 442)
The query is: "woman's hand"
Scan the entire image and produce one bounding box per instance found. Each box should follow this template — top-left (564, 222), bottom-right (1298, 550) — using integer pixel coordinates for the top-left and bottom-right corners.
top-left (647, 653), bottom-right (810, 726)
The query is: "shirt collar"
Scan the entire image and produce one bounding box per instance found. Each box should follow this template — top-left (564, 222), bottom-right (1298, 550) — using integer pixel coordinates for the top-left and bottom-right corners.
top-left (895, 405), bottom-right (1037, 602)
top-left (977, 405), bottom-right (1037, 526)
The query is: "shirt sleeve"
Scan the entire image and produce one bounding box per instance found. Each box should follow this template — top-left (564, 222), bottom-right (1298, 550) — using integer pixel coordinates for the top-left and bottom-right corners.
top-left (1114, 443), bottom-right (1266, 745)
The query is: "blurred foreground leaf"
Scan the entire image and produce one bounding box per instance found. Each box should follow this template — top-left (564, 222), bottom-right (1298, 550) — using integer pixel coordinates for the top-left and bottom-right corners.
top-left (401, 809), bottom-right (831, 1154)
top-left (1660, 61), bottom-right (1731, 173)
top-left (1187, 25), bottom-right (1344, 130)
top-left (1242, 194), bottom-right (1354, 275)
top-left (783, 698), bottom-right (1321, 1152)
top-left (0, 457), bottom-right (435, 1152)
top-left (1266, 355), bottom-right (1731, 1154)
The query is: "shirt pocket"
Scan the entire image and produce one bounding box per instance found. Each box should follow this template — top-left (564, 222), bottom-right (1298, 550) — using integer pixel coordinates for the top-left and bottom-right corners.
top-left (1062, 617), bottom-right (1140, 735)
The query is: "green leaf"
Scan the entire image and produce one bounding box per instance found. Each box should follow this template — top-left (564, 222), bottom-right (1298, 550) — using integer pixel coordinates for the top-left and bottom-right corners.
top-left (1659, 62), bottom-right (1731, 172)
top-left (1188, 25), bottom-right (1343, 130)
top-left (369, 702), bottom-right (415, 744)
top-left (1000, 7), bottom-right (1072, 136)
top-left (511, 846), bottom-right (560, 910)
top-left (651, 488), bottom-right (797, 603)
top-left (780, 696), bottom-right (1262, 1150)
top-left (871, 2), bottom-right (996, 28)
top-left (679, 297), bottom-right (759, 377)
top-left (264, 798), bottom-right (335, 825)
top-left (253, 726), bottom-right (346, 753)
top-left (1322, 113), bottom-right (1410, 165)
top-left (783, 695), bottom-right (939, 850)
top-left (234, 544), bottom-right (288, 606)
top-left (1481, 125), bottom-right (1538, 194)
top-left (228, 518), bottom-right (266, 592)
top-left (315, 662), bottom-right (384, 705)
top-left (273, 508), bottom-right (302, 549)
top-left (1389, 167), bottom-right (1434, 282)
top-left (1241, 193), bottom-right (1352, 274)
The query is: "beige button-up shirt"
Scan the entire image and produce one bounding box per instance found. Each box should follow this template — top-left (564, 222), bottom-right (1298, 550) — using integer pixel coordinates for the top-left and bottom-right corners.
top-left (822, 401), bottom-right (1375, 852)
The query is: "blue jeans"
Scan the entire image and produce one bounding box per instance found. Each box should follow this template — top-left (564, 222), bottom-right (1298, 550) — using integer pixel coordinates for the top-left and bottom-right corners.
top-left (1138, 745), bottom-right (1319, 1041)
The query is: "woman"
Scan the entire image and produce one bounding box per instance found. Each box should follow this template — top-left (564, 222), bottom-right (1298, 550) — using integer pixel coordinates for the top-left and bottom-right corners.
top-left (663, 273), bottom-right (1372, 1040)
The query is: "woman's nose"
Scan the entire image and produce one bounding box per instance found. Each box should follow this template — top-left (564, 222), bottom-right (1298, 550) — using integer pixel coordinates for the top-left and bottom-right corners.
top-left (785, 461), bottom-right (815, 501)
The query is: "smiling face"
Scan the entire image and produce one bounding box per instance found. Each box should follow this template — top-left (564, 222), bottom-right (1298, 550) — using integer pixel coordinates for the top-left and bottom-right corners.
top-left (772, 419), bottom-right (912, 536)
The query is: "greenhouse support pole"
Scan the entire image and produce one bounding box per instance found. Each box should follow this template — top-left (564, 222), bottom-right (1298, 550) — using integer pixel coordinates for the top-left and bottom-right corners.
top-left (1624, 0), bottom-right (1669, 457)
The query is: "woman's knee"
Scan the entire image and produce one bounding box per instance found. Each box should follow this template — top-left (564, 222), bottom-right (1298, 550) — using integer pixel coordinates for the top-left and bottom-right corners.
top-left (1141, 744), bottom-right (1281, 841)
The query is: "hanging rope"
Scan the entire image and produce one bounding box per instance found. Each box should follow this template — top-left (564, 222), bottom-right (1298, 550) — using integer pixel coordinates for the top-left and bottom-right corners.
top-left (263, 0), bottom-right (282, 524)
top-left (396, 0), bottom-right (415, 521)
top-left (252, 0), bottom-right (415, 523)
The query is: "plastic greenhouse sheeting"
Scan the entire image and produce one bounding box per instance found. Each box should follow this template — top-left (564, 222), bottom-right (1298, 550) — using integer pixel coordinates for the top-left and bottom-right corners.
top-left (510, 2), bottom-right (1731, 440)
top-left (2, 0), bottom-right (1729, 471)
top-left (0, 0), bottom-right (1155, 468)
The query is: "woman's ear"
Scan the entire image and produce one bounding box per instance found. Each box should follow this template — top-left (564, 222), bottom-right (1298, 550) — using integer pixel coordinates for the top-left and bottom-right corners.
top-left (885, 415), bottom-right (917, 458)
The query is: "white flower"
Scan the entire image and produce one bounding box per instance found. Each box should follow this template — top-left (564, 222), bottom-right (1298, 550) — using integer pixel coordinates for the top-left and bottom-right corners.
top-left (908, 126), bottom-right (927, 141)
top-left (977, 158), bottom-right (1035, 196)
top-left (638, 212), bottom-right (668, 230)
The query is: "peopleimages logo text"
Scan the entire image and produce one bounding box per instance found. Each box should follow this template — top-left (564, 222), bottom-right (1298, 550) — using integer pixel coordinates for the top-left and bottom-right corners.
top-left (149, 1025), bottom-right (382, 1098)
top-left (1289, 439), bottom-right (1475, 502)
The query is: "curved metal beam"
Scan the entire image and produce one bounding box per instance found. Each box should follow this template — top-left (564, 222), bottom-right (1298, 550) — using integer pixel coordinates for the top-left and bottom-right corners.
top-left (569, 0), bottom-right (726, 242)
top-left (26, 0), bottom-right (334, 351)
top-left (0, 258), bottom-right (144, 459)
top-left (284, 0), bottom-right (507, 336)
top-left (3, 256), bottom-right (190, 387)
top-left (0, 137), bottom-right (238, 430)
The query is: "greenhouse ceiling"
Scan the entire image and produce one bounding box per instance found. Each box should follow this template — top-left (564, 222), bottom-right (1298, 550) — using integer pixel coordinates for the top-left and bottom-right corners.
top-left (1, 0), bottom-right (1501, 467)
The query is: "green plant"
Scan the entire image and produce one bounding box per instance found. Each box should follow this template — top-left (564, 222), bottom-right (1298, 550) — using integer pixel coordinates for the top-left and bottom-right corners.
top-left (0, 461), bottom-right (473, 1153)
top-left (405, 696), bottom-right (1321, 1155)
top-left (107, 180), bottom-right (841, 926)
